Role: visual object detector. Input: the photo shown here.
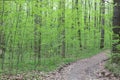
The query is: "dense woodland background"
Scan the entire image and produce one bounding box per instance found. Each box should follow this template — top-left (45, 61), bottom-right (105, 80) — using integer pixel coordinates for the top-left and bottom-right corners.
top-left (0, 0), bottom-right (119, 75)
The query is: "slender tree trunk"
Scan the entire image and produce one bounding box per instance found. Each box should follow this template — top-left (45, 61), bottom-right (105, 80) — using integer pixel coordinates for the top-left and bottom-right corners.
top-left (38, 0), bottom-right (42, 65)
top-left (58, 0), bottom-right (65, 58)
top-left (61, 0), bottom-right (65, 58)
top-left (34, 0), bottom-right (42, 65)
top-left (100, 0), bottom-right (105, 49)
top-left (57, 1), bottom-right (61, 55)
top-left (94, 1), bottom-right (97, 48)
top-left (75, 0), bottom-right (82, 49)
top-left (0, 0), bottom-right (5, 70)
top-left (72, 0), bottom-right (75, 29)
top-left (0, 0), bottom-right (4, 58)
top-left (16, 3), bottom-right (22, 72)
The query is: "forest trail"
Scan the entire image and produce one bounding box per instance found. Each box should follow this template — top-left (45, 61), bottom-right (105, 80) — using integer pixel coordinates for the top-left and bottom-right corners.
top-left (44, 50), bottom-right (119, 80)
top-left (59, 50), bottom-right (110, 80)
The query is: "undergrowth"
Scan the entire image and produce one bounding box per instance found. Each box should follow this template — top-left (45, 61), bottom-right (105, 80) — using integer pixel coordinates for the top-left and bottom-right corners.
top-left (0, 49), bottom-right (102, 75)
top-left (106, 53), bottom-right (120, 77)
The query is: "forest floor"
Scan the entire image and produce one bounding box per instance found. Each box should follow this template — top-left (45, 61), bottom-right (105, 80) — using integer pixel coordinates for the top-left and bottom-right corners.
top-left (42, 50), bottom-right (120, 80)
top-left (1, 50), bottom-right (120, 80)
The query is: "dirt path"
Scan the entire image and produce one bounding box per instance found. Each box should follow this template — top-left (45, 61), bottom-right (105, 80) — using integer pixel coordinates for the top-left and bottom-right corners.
top-left (60, 50), bottom-right (110, 80)
top-left (44, 50), bottom-right (119, 80)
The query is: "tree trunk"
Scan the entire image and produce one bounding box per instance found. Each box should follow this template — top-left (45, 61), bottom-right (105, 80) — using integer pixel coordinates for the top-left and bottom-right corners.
top-left (61, 0), bottom-right (65, 58)
top-left (34, 0), bottom-right (42, 65)
top-left (0, 0), bottom-right (5, 70)
top-left (58, 0), bottom-right (65, 58)
top-left (112, 0), bottom-right (120, 64)
top-left (100, 0), bottom-right (105, 49)
top-left (112, 0), bottom-right (120, 53)
top-left (0, 0), bottom-right (5, 58)
top-left (75, 0), bottom-right (82, 49)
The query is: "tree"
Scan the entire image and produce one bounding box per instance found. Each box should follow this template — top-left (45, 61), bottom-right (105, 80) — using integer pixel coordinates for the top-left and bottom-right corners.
top-left (75, 0), bottom-right (82, 49)
top-left (0, 0), bottom-right (6, 70)
top-left (100, 0), bottom-right (105, 49)
top-left (34, 0), bottom-right (42, 65)
top-left (112, 0), bottom-right (120, 64)
top-left (112, 0), bottom-right (120, 53)
top-left (0, 0), bottom-right (5, 58)
top-left (58, 0), bottom-right (65, 58)
top-left (61, 0), bottom-right (65, 58)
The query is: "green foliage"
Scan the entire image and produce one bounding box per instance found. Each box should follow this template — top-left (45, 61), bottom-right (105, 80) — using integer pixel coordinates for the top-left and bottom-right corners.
top-left (106, 60), bottom-right (120, 76)
top-left (111, 53), bottom-right (120, 64)
top-left (0, 0), bottom-right (113, 74)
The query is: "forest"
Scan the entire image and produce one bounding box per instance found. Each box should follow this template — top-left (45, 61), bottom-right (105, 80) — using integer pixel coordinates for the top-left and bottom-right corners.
top-left (0, 0), bottom-right (120, 80)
